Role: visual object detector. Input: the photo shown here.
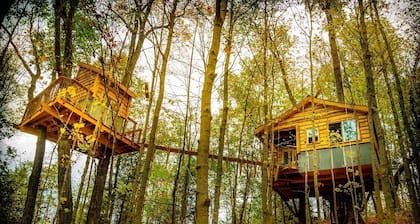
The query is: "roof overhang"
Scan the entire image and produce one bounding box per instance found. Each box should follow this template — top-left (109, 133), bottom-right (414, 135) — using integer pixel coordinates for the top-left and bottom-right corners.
top-left (255, 96), bottom-right (369, 136)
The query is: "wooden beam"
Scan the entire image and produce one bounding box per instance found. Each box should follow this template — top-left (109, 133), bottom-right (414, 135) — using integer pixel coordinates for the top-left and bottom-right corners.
top-left (140, 143), bottom-right (263, 166)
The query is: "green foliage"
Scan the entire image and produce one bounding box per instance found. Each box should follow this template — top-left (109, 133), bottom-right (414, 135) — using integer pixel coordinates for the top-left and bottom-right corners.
top-left (0, 147), bottom-right (31, 223)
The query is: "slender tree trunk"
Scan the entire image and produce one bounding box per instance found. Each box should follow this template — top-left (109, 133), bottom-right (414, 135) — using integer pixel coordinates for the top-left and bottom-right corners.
top-left (86, 152), bottom-right (111, 224)
top-left (121, 1), bottom-right (154, 86)
top-left (239, 165), bottom-right (251, 223)
top-left (306, 1), bottom-right (321, 222)
top-left (106, 156), bottom-right (120, 223)
top-left (62, 0), bottom-right (79, 77)
top-left (323, 0), bottom-right (344, 102)
top-left (172, 18), bottom-right (198, 224)
top-left (370, 7), bottom-right (419, 221)
top-left (212, 6), bottom-right (234, 224)
top-left (357, 0), bottom-right (395, 220)
top-left (196, 0), bottom-right (227, 223)
top-left (133, 3), bottom-right (178, 222)
top-left (231, 77), bottom-right (253, 224)
top-left (21, 126), bottom-right (46, 224)
top-left (261, 2), bottom-right (273, 223)
top-left (124, 26), bottom-right (161, 224)
top-left (72, 156), bottom-right (91, 223)
top-left (371, 0), bottom-right (420, 190)
top-left (53, 0), bottom-right (62, 80)
top-left (57, 131), bottom-right (73, 224)
top-left (180, 157), bottom-right (191, 224)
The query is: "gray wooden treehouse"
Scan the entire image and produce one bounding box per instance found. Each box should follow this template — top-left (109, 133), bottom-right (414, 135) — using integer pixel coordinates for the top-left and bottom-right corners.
top-left (255, 97), bottom-right (374, 221)
top-left (18, 62), bottom-right (142, 156)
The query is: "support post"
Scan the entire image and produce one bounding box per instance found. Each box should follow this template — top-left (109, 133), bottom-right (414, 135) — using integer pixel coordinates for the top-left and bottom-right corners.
top-left (86, 151), bottom-right (111, 224)
top-left (21, 126), bottom-right (46, 224)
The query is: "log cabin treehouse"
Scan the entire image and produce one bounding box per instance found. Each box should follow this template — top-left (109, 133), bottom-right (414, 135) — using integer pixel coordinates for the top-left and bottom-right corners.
top-left (255, 97), bottom-right (374, 200)
top-left (18, 62), bottom-right (142, 156)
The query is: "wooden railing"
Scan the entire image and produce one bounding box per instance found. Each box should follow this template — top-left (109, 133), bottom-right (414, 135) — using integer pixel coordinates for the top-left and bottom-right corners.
top-left (22, 77), bottom-right (90, 122)
top-left (21, 76), bottom-right (141, 145)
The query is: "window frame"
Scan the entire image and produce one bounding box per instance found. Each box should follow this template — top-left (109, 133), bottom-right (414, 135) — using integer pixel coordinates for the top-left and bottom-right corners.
top-left (328, 119), bottom-right (358, 143)
top-left (306, 128), bottom-right (319, 144)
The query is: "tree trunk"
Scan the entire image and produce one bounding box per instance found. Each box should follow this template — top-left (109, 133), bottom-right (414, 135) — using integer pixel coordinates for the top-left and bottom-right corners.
top-left (121, 1), bottom-right (154, 86)
top-left (212, 6), bottom-right (234, 224)
top-left (72, 155), bottom-right (91, 223)
top-left (180, 157), bottom-right (191, 224)
top-left (371, 0), bottom-right (420, 197)
top-left (86, 152), bottom-right (111, 224)
top-left (357, 0), bottom-right (395, 220)
top-left (172, 18), bottom-right (198, 224)
top-left (196, 0), bottom-right (227, 223)
top-left (261, 2), bottom-right (273, 223)
top-left (370, 7), bottom-right (419, 221)
top-left (62, 0), bottom-right (79, 77)
top-left (323, 0), bottom-right (344, 102)
top-left (53, 0), bottom-right (62, 80)
top-left (21, 126), bottom-right (46, 224)
top-left (133, 3), bottom-right (178, 222)
top-left (239, 165), bottom-right (251, 224)
top-left (57, 131), bottom-right (73, 224)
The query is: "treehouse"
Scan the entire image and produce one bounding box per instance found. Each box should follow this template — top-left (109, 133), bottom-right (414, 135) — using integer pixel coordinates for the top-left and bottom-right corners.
top-left (255, 97), bottom-right (373, 200)
top-left (18, 62), bottom-right (142, 156)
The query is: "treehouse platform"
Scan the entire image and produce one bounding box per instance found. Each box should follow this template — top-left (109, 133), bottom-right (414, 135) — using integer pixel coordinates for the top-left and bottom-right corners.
top-left (18, 62), bottom-right (142, 157)
top-left (256, 97), bottom-right (374, 200)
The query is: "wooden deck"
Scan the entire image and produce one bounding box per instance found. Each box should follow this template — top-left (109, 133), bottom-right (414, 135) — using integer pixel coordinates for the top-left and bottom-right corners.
top-left (18, 77), bottom-right (142, 156)
top-left (272, 164), bottom-right (373, 200)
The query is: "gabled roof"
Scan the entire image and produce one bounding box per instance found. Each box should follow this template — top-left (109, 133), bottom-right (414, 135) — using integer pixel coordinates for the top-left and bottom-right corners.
top-left (77, 62), bottom-right (137, 98)
top-left (255, 96), bottom-right (368, 135)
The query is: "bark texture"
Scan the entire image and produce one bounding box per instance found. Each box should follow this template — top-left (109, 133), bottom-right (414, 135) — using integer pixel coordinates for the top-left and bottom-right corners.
top-left (322, 0), bottom-right (344, 102)
top-left (133, 2), bottom-right (177, 223)
top-left (21, 126), bottom-right (46, 224)
top-left (57, 131), bottom-right (73, 224)
top-left (358, 0), bottom-right (395, 220)
top-left (196, 0), bottom-right (227, 223)
top-left (86, 152), bottom-right (111, 224)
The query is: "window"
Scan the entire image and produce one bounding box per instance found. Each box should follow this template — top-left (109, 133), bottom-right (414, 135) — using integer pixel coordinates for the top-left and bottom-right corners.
top-left (329, 119), bottom-right (357, 143)
top-left (307, 128), bottom-right (318, 144)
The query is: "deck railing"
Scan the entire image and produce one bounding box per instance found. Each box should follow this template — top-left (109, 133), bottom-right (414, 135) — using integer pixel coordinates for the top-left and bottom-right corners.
top-left (21, 76), bottom-right (141, 145)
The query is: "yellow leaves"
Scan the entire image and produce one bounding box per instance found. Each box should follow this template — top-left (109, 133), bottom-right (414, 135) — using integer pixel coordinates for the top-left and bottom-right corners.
top-left (60, 127), bottom-right (66, 135)
top-left (86, 134), bottom-right (96, 145)
top-left (73, 122), bottom-right (85, 130)
top-left (92, 100), bottom-right (106, 108)
top-left (57, 86), bottom-right (77, 98)
top-left (67, 86), bottom-right (76, 97)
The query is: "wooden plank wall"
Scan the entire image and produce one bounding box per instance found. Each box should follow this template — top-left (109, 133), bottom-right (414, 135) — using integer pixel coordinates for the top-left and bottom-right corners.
top-left (272, 104), bottom-right (370, 153)
top-left (96, 81), bottom-right (131, 118)
top-left (75, 68), bottom-right (96, 89)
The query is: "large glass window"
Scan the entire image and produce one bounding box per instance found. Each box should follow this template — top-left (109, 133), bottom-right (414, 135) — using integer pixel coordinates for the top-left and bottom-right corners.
top-left (307, 128), bottom-right (318, 144)
top-left (343, 120), bottom-right (357, 141)
top-left (329, 119), bottom-right (357, 143)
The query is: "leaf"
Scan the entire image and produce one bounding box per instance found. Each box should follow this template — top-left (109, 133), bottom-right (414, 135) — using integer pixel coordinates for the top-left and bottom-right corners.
top-left (74, 122), bottom-right (85, 130)
top-left (67, 86), bottom-right (76, 97)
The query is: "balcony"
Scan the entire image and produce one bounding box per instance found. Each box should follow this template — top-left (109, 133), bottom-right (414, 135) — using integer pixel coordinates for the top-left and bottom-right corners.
top-left (18, 76), bottom-right (142, 156)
